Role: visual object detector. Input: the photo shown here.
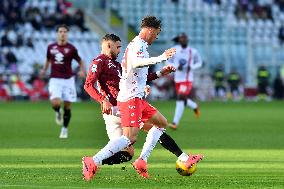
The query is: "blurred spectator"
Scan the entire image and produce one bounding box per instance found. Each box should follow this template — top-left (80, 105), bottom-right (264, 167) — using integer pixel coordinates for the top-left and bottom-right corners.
top-left (16, 33), bottom-right (24, 47)
top-left (29, 75), bottom-right (48, 101)
top-left (278, 24), bottom-right (284, 45)
top-left (273, 73), bottom-right (284, 99)
top-left (227, 70), bottom-right (242, 101)
top-left (213, 65), bottom-right (226, 100)
top-left (26, 37), bottom-right (34, 48)
top-left (73, 9), bottom-right (88, 32)
top-left (1, 30), bottom-right (13, 47)
top-left (3, 48), bottom-right (18, 73)
top-left (8, 74), bottom-right (29, 100)
top-left (257, 65), bottom-right (270, 100)
top-left (56, 0), bottom-right (72, 14)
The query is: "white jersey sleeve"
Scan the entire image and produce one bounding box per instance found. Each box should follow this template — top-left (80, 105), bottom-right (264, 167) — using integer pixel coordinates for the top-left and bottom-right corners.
top-left (117, 36), bottom-right (165, 102)
top-left (191, 49), bottom-right (202, 70)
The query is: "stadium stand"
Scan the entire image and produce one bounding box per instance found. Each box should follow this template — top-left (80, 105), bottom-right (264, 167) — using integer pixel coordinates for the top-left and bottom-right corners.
top-left (110, 0), bottom-right (284, 81)
top-left (0, 0), bottom-right (100, 100)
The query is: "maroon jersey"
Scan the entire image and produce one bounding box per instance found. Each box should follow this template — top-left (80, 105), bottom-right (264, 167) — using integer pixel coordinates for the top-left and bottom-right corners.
top-left (46, 42), bottom-right (81, 79)
top-left (84, 54), bottom-right (158, 106)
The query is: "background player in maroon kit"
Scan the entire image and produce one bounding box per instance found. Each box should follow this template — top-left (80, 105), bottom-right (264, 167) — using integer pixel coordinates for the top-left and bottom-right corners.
top-left (82, 33), bottom-right (203, 179)
top-left (40, 24), bottom-right (85, 138)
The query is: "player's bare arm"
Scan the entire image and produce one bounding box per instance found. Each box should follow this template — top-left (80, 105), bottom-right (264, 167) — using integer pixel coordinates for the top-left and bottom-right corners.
top-left (78, 60), bottom-right (86, 78)
top-left (40, 59), bottom-right (50, 77)
top-left (163, 48), bottom-right (176, 59)
top-left (101, 98), bottom-right (112, 115)
top-left (160, 65), bottom-right (176, 76)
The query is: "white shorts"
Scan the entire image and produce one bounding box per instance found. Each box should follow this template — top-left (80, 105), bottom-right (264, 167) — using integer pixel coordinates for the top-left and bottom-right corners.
top-left (48, 77), bottom-right (77, 102)
top-left (103, 106), bottom-right (123, 140)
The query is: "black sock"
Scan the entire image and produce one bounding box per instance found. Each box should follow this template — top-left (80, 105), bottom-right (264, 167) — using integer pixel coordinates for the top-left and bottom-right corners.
top-left (102, 151), bottom-right (133, 165)
top-left (52, 106), bottom-right (60, 113)
top-left (159, 132), bottom-right (183, 157)
top-left (63, 108), bottom-right (71, 128)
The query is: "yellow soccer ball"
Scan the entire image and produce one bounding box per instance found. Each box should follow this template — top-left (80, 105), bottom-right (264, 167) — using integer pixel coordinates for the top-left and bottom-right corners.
top-left (176, 160), bottom-right (197, 176)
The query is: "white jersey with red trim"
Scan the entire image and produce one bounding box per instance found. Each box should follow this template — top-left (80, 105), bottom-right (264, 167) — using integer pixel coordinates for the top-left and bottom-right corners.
top-left (167, 45), bottom-right (202, 82)
top-left (117, 36), bottom-right (167, 102)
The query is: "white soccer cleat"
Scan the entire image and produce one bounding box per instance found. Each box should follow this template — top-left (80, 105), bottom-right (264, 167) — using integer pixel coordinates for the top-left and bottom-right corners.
top-left (55, 111), bottom-right (63, 126)
top-left (59, 127), bottom-right (68, 139)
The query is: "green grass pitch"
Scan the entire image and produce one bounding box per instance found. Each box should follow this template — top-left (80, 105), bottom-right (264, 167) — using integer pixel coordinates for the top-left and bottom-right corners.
top-left (0, 101), bottom-right (283, 188)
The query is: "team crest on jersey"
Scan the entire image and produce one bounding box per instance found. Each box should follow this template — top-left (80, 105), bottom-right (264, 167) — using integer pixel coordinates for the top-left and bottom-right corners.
top-left (64, 48), bottom-right (70, 54)
top-left (91, 64), bottom-right (97, 72)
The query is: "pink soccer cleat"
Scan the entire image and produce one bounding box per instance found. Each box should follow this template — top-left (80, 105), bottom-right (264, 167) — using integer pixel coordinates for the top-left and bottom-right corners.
top-left (82, 156), bottom-right (98, 181)
top-left (184, 154), bottom-right (204, 168)
top-left (132, 158), bottom-right (149, 179)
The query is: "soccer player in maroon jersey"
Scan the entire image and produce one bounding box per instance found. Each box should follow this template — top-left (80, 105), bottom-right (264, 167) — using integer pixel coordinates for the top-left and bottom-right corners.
top-left (82, 33), bottom-right (203, 180)
top-left (40, 24), bottom-right (85, 138)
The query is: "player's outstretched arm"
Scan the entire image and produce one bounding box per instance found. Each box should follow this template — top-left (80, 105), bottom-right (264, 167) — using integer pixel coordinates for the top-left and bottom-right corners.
top-left (132, 48), bottom-right (176, 68)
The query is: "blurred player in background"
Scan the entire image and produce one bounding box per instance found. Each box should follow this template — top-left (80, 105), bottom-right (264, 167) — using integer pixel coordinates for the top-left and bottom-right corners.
top-left (213, 64), bottom-right (226, 100)
top-left (82, 17), bottom-right (203, 180)
top-left (257, 65), bottom-right (270, 101)
top-left (40, 24), bottom-right (85, 138)
top-left (167, 33), bottom-right (202, 130)
top-left (84, 33), bottom-right (201, 171)
top-left (227, 69), bottom-right (242, 101)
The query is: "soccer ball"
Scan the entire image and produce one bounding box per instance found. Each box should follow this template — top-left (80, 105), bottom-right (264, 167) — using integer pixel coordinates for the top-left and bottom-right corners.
top-left (176, 160), bottom-right (197, 176)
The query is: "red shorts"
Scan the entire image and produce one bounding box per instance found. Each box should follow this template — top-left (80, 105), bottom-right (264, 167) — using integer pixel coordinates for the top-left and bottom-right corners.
top-left (175, 81), bottom-right (193, 96)
top-left (118, 98), bottom-right (157, 128)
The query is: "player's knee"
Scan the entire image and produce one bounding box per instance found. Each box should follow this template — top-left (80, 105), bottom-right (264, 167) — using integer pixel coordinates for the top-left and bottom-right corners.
top-left (51, 100), bottom-right (61, 107)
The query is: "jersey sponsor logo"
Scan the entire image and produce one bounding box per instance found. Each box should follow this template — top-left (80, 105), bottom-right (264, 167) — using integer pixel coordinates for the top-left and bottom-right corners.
top-left (91, 64), bottom-right (97, 72)
top-left (179, 59), bottom-right (187, 66)
top-left (137, 46), bottom-right (144, 57)
top-left (50, 48), bottom-right (59, 54)
top-left (54, 52), bottom-right (64, 64)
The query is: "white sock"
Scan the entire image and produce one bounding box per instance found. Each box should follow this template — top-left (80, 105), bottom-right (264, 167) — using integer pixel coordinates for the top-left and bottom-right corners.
top-left (139, 127), bottom-right (164, 162)
top-left (178, 152), bottom-right (189, 162)
top-left (186, 98), bottom-right (197, 109)
top-left (173, 100), bottom-right (185, 125)
top-left (93, 135), bottom-right (131, 166)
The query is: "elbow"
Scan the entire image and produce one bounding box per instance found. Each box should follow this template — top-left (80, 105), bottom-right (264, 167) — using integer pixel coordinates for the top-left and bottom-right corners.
top-left (84, 83), bottom-right (89, 93)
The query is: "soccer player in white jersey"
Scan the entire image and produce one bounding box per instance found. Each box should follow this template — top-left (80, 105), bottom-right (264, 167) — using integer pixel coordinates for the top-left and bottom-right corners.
top-left (167, 33), bottom-right (202, 130)
top-left (81, 16), bottom-right (203, 181)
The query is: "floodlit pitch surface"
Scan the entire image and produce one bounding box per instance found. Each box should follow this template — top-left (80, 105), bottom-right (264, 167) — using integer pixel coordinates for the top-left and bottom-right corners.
top-left (0, 101), bottom-right (283, 189)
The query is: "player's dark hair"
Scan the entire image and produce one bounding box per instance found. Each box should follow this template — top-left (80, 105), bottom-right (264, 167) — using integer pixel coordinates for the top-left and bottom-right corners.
top-left (102, 33), bottom-right (121, 42)
top-left (140, 16), bottom-right (161, 29)
top-left (56, 24), bottom-right (70, 32)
